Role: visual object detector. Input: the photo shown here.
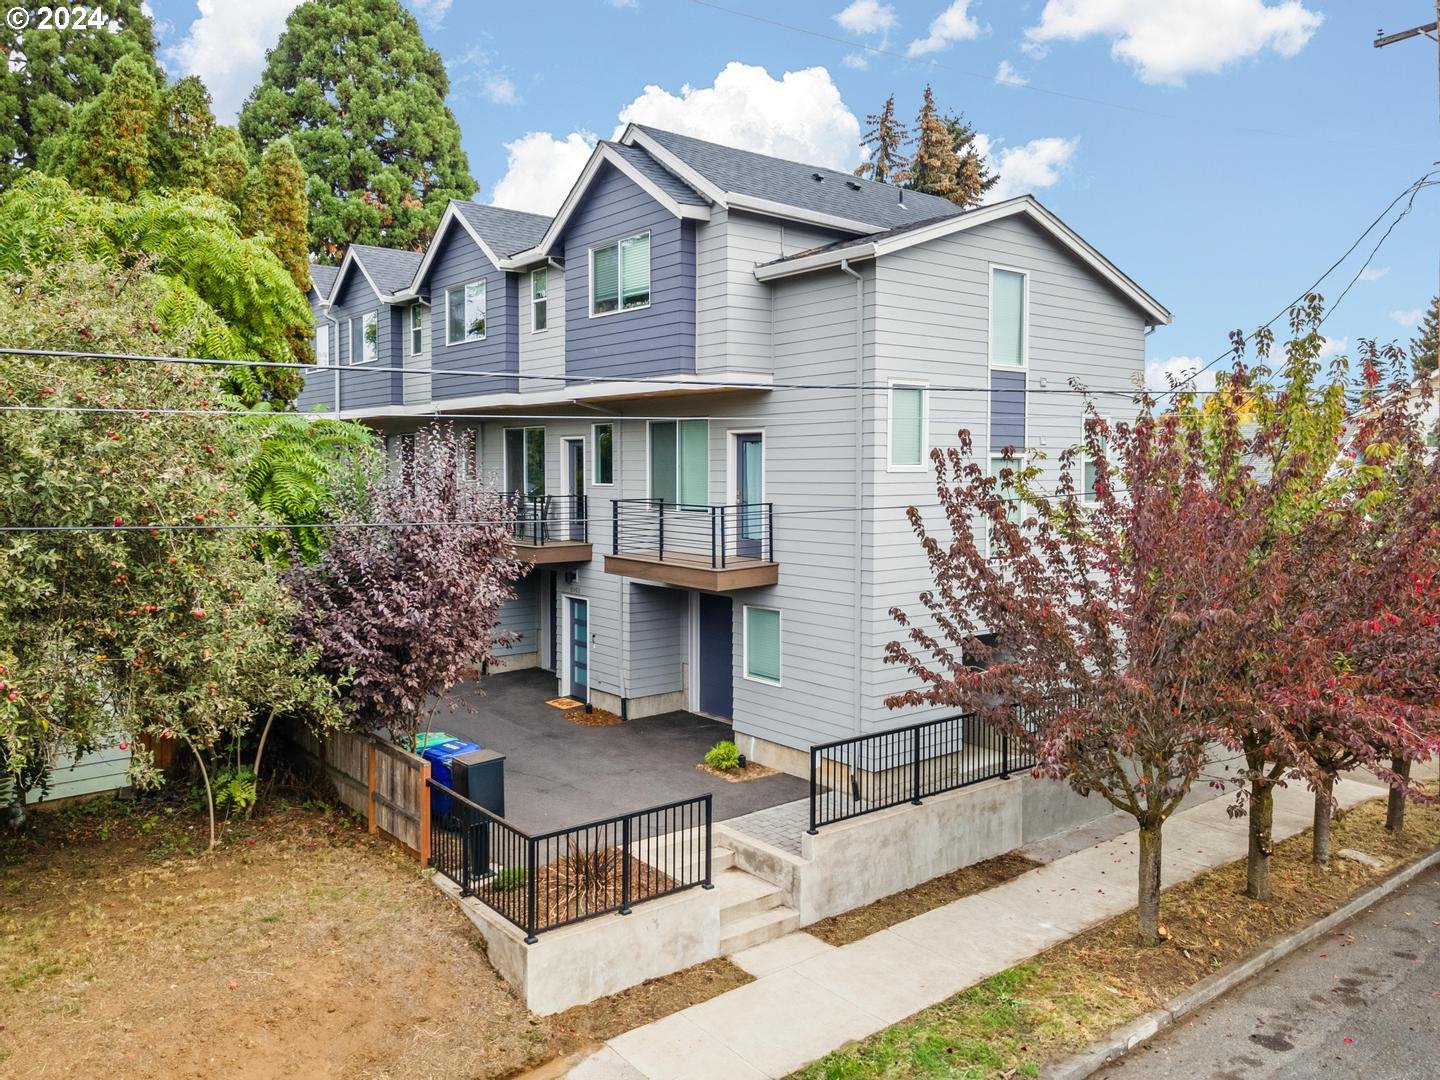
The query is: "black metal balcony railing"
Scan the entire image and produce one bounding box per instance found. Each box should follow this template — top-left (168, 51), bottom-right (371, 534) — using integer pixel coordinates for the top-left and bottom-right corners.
top-left (503, 492), bottom-right (589, 545)
top-left (611, 499), bottom-right (774, 567)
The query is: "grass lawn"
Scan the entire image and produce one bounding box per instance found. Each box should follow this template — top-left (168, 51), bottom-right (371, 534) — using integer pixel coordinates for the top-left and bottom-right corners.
top-left (0, 791), bottom-right (748, 1079)
top-left (790, 796), bottom-right (1440, 1079)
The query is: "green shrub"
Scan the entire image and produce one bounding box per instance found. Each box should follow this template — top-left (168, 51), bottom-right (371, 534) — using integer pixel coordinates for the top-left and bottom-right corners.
top-left (491, 866), bottom-right (526, 892)
top-left (704, 740), bottom-right (742, 772)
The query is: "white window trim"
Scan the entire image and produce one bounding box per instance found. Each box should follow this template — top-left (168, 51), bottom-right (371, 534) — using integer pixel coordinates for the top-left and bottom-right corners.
top-left (725, 427), bottom-right (765, 507)
top-left (590, 422), bottom-right (616, 487)
top-left (588, 230), bottom-right (652, 319)
top-left (741, 605), bottom-right (782, 687)
top-left (409, 303), bottom-right (425, 356)
top-left (503, 426), bottom-right (546, 494)
top-left (348, 311), bottom-right (379, 366)
top-left (988, 263), bottom-right (1030, 371)
top-left (644, 417), bottom-right (709, 505)
top-left (314, 323), bottom-right (330, 367)
top-left (531, 267), bottom-right (549, 334)
top-left (446, 281), bottom-right (487, 346)
top-left (886, 381), bottom-right (930, 473)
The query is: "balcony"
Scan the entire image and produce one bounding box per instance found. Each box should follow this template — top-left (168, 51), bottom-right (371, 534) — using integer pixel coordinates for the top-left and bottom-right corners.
top-left (605, 499), bottom-right (779, 591)
top-left (504, 493), bottom-right (593, 565)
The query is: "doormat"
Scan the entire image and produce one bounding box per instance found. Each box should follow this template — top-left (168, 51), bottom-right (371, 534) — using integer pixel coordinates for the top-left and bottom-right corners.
top-left (545, 697), bottom-right (584, 709)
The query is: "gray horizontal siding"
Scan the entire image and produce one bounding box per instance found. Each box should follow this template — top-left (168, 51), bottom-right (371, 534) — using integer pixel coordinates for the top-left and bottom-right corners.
top-left (990, 368), bottom-right (1026, 452)
top-left (625, 584), bottom-right (687, 698)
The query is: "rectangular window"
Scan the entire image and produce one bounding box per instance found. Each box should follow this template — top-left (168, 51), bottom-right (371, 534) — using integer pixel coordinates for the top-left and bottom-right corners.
top-left (1081, 424), bottom-right (1110, 505)
top-left (348, 312), bottom-right (378, 365)
top-left (446, 281), bottom-right (486, 344)
top-left (531, 267), bottom-right (548, 332)
top-left (410, 304), bottom-right (424, 355)
top-left (889, 385), bottom-right (926, 467)
top-left (590, 231), bottom-right (650, 315)
top-left (504, 427), bottom-right (545, 495)
top-left (989, 455), bottom-right (1021, 557)
top-left (592, 423), bottom-right (614, 485)
top-left (743, 606), bottom-right (781, 685)
top-left (314, 325), bottom-right (329, 367)
top-left (991, 268), bottom-right (1027, 368)
top-left (648, 419), bottom-right (707, 505)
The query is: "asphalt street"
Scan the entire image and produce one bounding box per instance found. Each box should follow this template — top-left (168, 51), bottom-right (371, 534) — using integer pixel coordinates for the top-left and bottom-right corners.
top-left (1098, 863), bottom-right (1440, 1080)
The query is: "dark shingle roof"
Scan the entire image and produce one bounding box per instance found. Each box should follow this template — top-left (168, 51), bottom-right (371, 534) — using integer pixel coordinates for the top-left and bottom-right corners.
top-left (347, 245), bottom-right (423, 295)
top-left (453, 201), bottom-right (552, 257)
top-left (308, 263), bottom-right (338, 299)
top-left (758, 210), bottom-right (978, 268)
top-left (630, 125), bottom-right (963, 231)
top-left (604, 142), bottom-right (709, 207)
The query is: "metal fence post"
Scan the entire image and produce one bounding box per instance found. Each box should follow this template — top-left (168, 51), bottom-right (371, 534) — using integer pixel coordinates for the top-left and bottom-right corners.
top-left (807, 749), bottom-right (819, 834)
top-left (1001, 732), bottom-right (1011, 780)
top-left (702, 793), bottom-right (715, 888)
top-left (619, 816), bottom-right (633, 915)
top-left (611, 498), bottom-right (619, 553)
top-left (911, 725), bottom-right (923, 805)
top-left (768, 503), bottom-right (774, 562)
top-left (524, 837), bottom-right (539, 944)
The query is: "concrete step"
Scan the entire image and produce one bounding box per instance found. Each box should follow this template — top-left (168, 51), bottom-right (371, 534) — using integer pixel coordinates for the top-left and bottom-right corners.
top-left (719, 905), bottom-right (801, 954)
top-left (714, 867), bottom-right (785, 925)
top-left (628, 838), bottom-right (734, 877)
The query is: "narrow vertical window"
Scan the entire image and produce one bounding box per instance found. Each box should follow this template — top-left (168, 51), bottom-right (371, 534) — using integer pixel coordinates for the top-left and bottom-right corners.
top-left (359, 311), bottom-right (378, 364)
top-left (410, 304), bottom-right (424, 355)
top-left (889, 385), bottom-right (925, 467)
top-left (989, 455), bottom-right (1021, 557)
top-left (348, 316), bottom-right (362, 366)
top-left (531, 267), bottom-right (548, 332)
top-left (592, 423), bottom-right (614, 485)
top-left (314, 325), bottom-right (328, 367)
top-left (743, 606), bottom-right (781, 685)
top-left (991, 268), bottom-right (1027, 367)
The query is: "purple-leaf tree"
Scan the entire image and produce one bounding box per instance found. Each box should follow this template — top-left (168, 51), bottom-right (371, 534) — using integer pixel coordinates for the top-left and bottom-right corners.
top-left (287, 424), bottom-right (526, 749)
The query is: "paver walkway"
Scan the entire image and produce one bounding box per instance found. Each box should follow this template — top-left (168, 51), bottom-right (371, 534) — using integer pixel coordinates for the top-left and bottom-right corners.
top-left (567, 773), bottom-right (1387, 1079)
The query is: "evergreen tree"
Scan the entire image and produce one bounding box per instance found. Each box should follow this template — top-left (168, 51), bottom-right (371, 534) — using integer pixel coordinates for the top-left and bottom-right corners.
top-left (1412, 296), bottom-right (1438, 375)
top-left (0, 0), bottom-right (161, 188)
top-left (152, 76), bottom-right (219, 193)
top-left (854, 95), bottom-right (909, 185)
top-left (899, 86), bottom-right (962, 205)
top-left (944, 114), bottom-right (998, 208)
top-left (205, 126), bottom-right (253, 208)
top-left (37, 54), bottom-right (160, 201)
top-left (238, 0), bottom-right (476, 256)
top-left (242, 138), bottom-right (310, 290)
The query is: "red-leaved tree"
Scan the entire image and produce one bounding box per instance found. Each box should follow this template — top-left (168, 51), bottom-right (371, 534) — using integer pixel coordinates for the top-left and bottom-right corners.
top-left (287, 424), bottom-right (525, 748)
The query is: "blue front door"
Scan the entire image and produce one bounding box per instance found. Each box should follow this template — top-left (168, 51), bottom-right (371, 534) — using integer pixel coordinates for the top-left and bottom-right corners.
top-left (569, 598), bottom-right (588, 699)
top-left (697, 593), bottom-right (733, 719)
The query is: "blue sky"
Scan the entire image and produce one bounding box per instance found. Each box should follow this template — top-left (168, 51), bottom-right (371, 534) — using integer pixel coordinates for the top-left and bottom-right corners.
top-left (146, 0), bottom-right (1439, 382)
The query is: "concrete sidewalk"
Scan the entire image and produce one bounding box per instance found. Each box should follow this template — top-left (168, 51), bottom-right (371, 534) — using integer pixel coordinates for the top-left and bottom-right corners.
top-left (567, 774), bottom-right (1387, 1080)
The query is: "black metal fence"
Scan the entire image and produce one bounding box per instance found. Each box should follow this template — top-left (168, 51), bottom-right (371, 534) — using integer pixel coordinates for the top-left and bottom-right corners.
top-left (808, 710), bottom-right (1036, 833)
top-left (503, 492), bottom-right (588, 544)
top-left (612, 498), bottom-right (774, 567)
top-left (427, 780), bottom-right (713, 942)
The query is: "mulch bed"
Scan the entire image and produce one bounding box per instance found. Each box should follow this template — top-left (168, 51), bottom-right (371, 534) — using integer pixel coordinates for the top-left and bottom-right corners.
top-left (696, 761), bottom-right (780, 783)
top-left (565, 707), bottom-right (624, 728)
top-left (473, 845), bottom-right (677, 928)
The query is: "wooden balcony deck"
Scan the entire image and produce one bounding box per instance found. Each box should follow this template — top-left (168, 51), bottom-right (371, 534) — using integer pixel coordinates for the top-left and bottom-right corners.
top-left (602, 550), bottom-right (779, 591)
top-left (512, 539), bottom-right (593, 565)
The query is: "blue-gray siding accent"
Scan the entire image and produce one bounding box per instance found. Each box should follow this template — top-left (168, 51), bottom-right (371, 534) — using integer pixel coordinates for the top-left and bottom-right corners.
top-left (327, 269), bottom-right (403, 410)
top-left (561, 162), bottom-right (695, 381)
top-left (990, 368), bottom-right (1026, 452)
top-left (420, 222), bottom-right (518, 399)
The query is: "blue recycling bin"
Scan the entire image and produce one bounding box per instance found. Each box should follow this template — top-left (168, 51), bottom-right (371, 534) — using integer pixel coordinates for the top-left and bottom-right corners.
top-left (421, 737), bottom-right (480, 818)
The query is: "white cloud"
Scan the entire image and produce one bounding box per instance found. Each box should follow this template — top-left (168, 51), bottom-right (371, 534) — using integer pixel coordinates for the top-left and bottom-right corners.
top-left (490, 131), bottom-right (597, 215)
top-left (834, 0), bottom-right (897, 34)
top-left (616, 63), bottom-right (863, 171)
top-left (1146, 355), bottom-right (1216, 392)
top-left (907, 1), bottom-right (983, 57)
top-left (484, 74), bottom-right (519, 105)
top-left (608, 0), bottom-right (639, 7)
top-left (1317, 336), bottom-right (1347, 361)
top-left (1358, 265), bottom-right (1390, 282)
top-left (163, 0), bottom-right (301, 122)
top-left (976, 134), bottom-right (1079, 201)
top-left (1024, 0), bottom-right (1323, 85)
top-left (843, 51), bottom-right (871, 69)
top-left (995, 59), bottom-right (1028, 86)
top-left (1391, 308), bottom-right (1425, 328)
top-left (408, 0), bottom-right (452, 27)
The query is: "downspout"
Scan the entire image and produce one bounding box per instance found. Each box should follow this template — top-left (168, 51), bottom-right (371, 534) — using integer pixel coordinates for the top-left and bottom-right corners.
top-left (839, 260), bottom-right (864, 734)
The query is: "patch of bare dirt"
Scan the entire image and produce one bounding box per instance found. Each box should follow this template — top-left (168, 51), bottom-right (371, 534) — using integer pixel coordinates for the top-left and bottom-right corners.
top-left (695, 762), bottom-right (780, 783)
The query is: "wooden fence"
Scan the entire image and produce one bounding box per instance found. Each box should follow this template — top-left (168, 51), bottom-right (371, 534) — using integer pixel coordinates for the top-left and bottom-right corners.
top-left (285, 724), bottom-right (432, 864)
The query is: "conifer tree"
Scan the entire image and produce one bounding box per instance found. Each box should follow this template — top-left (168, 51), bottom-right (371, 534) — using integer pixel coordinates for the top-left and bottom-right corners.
top-left (205, 127), bottom-right (252, 208)
top-left (0, 0), bottom-right (161, 188)
top-left (38, 54), bottom-right (160, 201)
top-left (238, 0), bottom-right (475, 255)
top-left (945, 114), bottom-right (999, 208)
top-left (1412, 296), bottom-right (1438, 374)
top-left (898, 86), bottom-right (962, 204)
top-left (854, 95), bottom-right (909, 184)
top-left (242, 138), bottom-right (310, 290)
top-left (152, 76), bottom-right (219, 193)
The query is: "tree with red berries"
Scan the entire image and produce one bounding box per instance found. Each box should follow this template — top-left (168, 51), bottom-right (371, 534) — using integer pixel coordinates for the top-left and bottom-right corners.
top-left (286, 425), bottom-right (525, 749)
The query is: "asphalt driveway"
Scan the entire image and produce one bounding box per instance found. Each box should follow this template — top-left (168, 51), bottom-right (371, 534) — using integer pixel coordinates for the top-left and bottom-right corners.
top-left (433, 668), bottom-right (808, 833)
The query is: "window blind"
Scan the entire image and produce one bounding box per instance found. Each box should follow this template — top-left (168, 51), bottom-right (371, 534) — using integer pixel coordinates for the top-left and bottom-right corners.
top-left (745, 608), bottom-right (781, 683)
top-left (992, 269), bottom-right (1026, 366)
top-left (890, 387), bottom-right (924, 466)
top-left (593, 246), bottom-right (619, 313)
top-left (620, 233), bottom-right (650, 307)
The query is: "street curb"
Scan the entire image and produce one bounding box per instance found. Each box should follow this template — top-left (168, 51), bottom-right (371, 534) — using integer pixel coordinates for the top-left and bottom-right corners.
top-left (1045, 846), bottom-right (1440, 1080)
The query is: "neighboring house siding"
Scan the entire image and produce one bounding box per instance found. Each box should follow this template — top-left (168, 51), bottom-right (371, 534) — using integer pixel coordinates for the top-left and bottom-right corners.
top-left (424, 226), bottom-right (517, 400)
top-left (403, 301), bottom-right (430, 405)
top-left (561, 162), bottom-right (695, 381)
top-left (330, 269), bottom-right (402, 411)
top-left (518, 265), bottom-right (565, 393)
top-left (27, 743), bottom-right (131, 804)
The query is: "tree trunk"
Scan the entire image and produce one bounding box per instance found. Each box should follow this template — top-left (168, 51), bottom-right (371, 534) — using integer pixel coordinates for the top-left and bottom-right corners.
top-left (189, 741), bottom-right (217, 851)
top-left (248, 708), bottom-right (279, 818)
top-left (1386, 756), bottom-right (1411, 834)
top-left (1137, 820), bottom-right (1163, 945)
top-left (1312, 772), bottom-right (1334, 865)
top-left (1246, 777), bottom-right (1274, 901)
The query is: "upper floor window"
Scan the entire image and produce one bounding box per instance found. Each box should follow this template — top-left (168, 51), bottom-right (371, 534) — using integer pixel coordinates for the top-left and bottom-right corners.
top-left (531, 267), bottom-right (549, 332)
top-left (592, 423), bottom-right (614, 485)
top-left (889, 385), bottom-right (926, 469)
top-left (410, 304), bottom-right (424, 355)
top-left (649, 419), bottom-right (707, 506)
top-left (504, 427), bottom-right (545, 496)
top-left (349, 311), bottom-right (378, 365)
top-left (591, 231), bottom-right (650, 316)
top-left (1081, 420), bottom-right (1111, 506)
top-left (314, 324), bottom-right (329, 367)
top-left (446, 281), bottom-right (486, 345)
top-left (990, 267), bottom-right (1027, 368)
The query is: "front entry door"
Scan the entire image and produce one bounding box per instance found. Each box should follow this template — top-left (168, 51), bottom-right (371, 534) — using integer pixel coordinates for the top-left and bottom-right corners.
top-left (569, 597), bottom-right (589, 699)
top-left (697, 594), bottom-right (734, 720)
top-left (563, 437), bottom-right (585, 540)
top-left (735, 433), bottom-right (763, 558)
